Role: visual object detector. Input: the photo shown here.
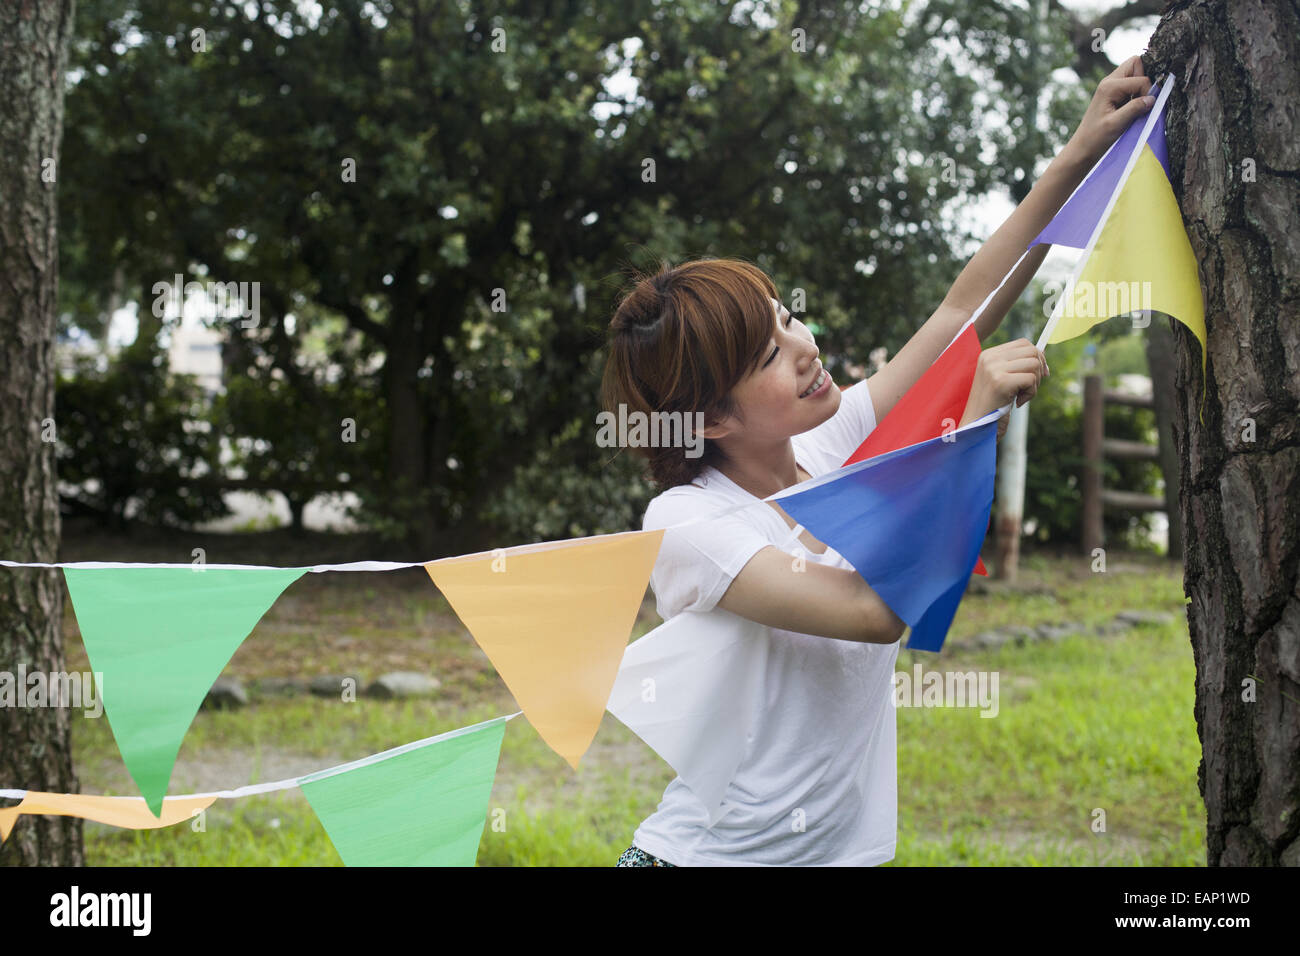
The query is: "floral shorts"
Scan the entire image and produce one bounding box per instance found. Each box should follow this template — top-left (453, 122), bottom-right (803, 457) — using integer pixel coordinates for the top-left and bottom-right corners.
top-left (615, 844), bottom-right (678, 867)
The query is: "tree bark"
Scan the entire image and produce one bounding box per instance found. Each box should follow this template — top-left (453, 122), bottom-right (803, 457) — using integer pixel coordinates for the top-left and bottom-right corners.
top-left (0, 0), bottom-right (82, 866)
top-left (1149, 0), bottom-right (1300, 866)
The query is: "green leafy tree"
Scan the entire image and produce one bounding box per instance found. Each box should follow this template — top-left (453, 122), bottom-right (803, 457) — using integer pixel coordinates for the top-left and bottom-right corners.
top-left (56, 343), bottom-right (228, 529)
top-left (58, 0), bottom-right (1132, 554)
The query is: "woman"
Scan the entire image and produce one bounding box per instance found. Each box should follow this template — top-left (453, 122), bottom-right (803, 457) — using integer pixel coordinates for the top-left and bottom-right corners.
top-left (601, 57), bottom-right (1155, 866)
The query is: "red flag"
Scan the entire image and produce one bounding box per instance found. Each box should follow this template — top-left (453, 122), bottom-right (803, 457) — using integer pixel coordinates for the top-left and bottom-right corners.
top-left (843, 322), bottom-right (991, 575)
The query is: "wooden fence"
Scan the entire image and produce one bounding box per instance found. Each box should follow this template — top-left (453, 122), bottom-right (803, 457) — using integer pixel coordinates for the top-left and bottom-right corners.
top-left (1080, 373), bottom-right (1180, 557)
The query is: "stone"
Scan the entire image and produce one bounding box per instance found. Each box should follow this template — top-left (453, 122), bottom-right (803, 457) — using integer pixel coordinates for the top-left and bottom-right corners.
top-left (310, 675), bottom-right (361, 697)
top-left (1005, 625), bottom-right (1038, 645)
top-left (1114, 610), bottom-right (1176, 628)
top-left (365, 671), bottom-right (442, 699)
top-left (203, 677), bottom-right (248, 710)
top-left (1035, 623), bottom-right (1077, 642)
top-left (253, 677), bottom-right (308, 697)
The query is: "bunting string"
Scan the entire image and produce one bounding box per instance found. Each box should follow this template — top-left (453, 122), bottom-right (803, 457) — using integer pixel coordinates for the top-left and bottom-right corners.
top-left (0, 712), bottom-right (526, 804)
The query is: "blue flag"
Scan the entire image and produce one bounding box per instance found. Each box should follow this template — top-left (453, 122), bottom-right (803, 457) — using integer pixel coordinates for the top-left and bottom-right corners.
top-left (774, 410), bottom-right (1001, 652)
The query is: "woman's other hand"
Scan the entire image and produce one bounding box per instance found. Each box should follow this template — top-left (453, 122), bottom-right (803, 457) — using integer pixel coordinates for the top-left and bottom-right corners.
top-left (963, 338), bottom-right (1048, 429)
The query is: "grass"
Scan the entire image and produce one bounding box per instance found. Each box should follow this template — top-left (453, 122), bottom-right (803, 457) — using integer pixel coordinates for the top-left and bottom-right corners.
top-left (46, 524), bottom-right (1204, 866)
top-left (894, 618), bottom-right (1202, 865)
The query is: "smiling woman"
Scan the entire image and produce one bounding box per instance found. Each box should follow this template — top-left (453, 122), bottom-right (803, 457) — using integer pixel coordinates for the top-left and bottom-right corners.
top-left (595, 50), bottom-right (1136, 870)
top-left (600, 256), bottom-right (906, 868)
top-left (599, 258), bottom-right (790, 492)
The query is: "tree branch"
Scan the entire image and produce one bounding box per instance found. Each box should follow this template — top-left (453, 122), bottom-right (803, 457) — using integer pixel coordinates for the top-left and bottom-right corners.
top-left (1047, 0), bottom-right (1166, 79)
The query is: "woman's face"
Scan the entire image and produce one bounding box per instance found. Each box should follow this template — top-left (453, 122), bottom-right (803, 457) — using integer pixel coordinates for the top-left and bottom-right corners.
top-left (708, 297), bottom-right (841, 443)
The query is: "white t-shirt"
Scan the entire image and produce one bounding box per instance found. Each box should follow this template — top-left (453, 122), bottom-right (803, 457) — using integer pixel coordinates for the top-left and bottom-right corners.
top-left (631, 377), bottom-right (900, 866)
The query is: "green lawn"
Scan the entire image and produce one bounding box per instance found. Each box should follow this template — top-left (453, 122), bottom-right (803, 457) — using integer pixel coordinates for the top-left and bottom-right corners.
top-left (59, 545), bottom-right (1202, 866)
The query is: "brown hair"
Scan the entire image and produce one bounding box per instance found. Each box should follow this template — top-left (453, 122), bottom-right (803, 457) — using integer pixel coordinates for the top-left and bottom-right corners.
top-left (600, 256), bottom-right (781, 491)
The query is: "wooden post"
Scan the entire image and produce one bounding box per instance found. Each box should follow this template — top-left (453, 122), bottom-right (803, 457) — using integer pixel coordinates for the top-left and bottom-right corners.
top-left (1081, 374), bottom-right (1103, 554)
top-left (993, 401), bottom-right (1028, 582)
top-left (993, 314), bottom-right (1033, 582)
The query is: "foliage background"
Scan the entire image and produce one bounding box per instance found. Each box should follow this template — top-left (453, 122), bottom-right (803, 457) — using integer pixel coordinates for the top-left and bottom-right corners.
top-left (52, 0), bottom-right (1166, 554)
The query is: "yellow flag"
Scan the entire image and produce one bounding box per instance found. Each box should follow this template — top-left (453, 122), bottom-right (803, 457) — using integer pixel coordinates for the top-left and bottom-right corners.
top-left (425, 530), bottom-right (664, 769)
top-left (1049, 146), bottom-right (1208, 419)
top-left (0, 791), bottom-right (217, 842)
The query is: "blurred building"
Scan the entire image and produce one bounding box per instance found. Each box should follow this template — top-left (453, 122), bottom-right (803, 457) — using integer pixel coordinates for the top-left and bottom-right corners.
top-left (166, 321), bottom-right (224, 398)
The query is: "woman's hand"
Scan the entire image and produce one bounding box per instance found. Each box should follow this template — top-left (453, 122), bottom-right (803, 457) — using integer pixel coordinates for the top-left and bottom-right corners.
top-left (1064, 56), bottom-right (1155, 169)
top-left (962, 338), bottom-right (1048, 431)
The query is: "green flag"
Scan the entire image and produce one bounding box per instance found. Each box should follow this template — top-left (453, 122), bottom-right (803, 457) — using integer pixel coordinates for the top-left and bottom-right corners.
top-left (299, 716), bottom-right (508, 866)
top-left (63, 566), bottom-right (308, 816)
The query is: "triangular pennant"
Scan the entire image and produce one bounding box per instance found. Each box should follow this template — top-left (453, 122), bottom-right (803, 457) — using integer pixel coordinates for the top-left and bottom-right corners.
top-left (298, 717), bottom-right (508, 866)
top-left (1050, 143), bottom-right (1207, 390)
top-left (843, 321), bottom-right (990, 576)
top-left (906, 564), bottom-right (979, 653)
top-left (425, 530), bottom-right (664, 769)
top-left (606, 610), bottom-right (771, 826)
top-left (1035, 76), bottom-right (1207, 422)
top-left (0, 792), bottom-right (218, 843)
top-left (62, 566), bottom-right (307, 816)
top-left (776, 411), bottom-right (1000, 652)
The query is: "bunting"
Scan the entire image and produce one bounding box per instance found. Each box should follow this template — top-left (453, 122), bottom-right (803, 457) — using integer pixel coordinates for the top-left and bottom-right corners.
top-left (606, 610), bottom-right (772, 826)
top-left (62, 566), bottom-right (308, 817)
top-left (424, 530), bottom-right (664, 770)
top-left (0, 791), bottom-right (217, 843)
top-left (843, 319), bottom-right (991, 577)
top-left (1032, 76), bottom-right (1207, 420)
top-left (0, 76), bottom-right (1205, 858)
top-left (300, 716), bottom-right (509, 867)
top-left (0, 715), bottom-right (523, 865)
top-left (778, 408), bottom-right (1002, 652)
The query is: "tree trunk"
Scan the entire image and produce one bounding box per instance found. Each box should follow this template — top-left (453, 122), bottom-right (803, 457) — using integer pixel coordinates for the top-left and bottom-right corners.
top-left (0, 0), bottom-right (81, 866)
top-left (287, 495), bottom-right (306, 535)
top-left (384, 320), bottom-right (438, 557)
top-left (1149, 0), bottom-right (1300, 866)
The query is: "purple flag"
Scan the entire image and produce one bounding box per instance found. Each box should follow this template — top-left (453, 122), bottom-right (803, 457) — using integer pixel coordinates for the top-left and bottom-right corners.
top-left (1031, 80), bottom-right (1169, 251)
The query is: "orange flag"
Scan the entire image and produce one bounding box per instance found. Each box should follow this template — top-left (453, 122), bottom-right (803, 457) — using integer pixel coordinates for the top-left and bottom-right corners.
top-left (425, 530), bottom-right (664, 769)
top-left (0, 791), bottom-right (217, 842)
